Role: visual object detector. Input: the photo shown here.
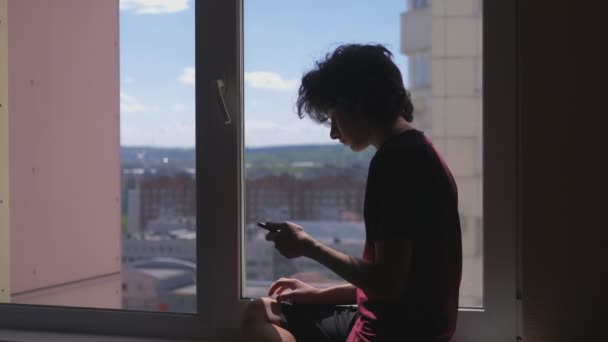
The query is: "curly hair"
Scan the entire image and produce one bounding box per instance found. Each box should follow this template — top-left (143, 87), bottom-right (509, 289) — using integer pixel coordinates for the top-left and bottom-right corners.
top-left (296, 44), bottom-right (414, 129)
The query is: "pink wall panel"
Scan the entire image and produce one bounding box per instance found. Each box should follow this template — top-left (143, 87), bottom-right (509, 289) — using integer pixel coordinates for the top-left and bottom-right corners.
top-left (9, 0), bottom-right (121, 295)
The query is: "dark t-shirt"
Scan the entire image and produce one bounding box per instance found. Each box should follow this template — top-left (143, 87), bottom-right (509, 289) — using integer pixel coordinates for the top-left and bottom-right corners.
top-left (348, 129), bottom-right (462, 342)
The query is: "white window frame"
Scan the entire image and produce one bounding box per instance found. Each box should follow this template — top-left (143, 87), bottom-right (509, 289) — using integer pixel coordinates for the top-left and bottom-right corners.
top-left (0, 0), bottom-right (518, 341)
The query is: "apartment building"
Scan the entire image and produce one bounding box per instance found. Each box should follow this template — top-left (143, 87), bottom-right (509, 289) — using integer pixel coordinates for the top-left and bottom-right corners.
top-left (138, 173), bottom-right (196, 232)
top-left (401, 0), bottom-right (483, 306)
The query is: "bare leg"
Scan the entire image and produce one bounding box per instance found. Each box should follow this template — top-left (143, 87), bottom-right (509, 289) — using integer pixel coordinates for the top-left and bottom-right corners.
top-left (242, 297), bottom-right (296, 342)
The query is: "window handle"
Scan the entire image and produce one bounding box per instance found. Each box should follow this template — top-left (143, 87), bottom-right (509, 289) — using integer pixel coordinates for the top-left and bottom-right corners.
top-left (216, 79), bottom-right (232, 125)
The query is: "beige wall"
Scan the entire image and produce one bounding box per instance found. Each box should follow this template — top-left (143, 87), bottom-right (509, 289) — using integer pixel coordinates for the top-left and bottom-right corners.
top-left (5, 0), bottom-right (121, 309)
top-left (0, 0), bottom-right (10, 303)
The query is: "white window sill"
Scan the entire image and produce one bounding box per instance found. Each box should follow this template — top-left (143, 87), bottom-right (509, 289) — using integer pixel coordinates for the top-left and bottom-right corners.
top-left (0, 329), bottom-right (210, 342)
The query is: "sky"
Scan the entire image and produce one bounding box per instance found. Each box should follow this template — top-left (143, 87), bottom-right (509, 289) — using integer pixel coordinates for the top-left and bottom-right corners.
top-left (119, 0), bottom-right (409, 148)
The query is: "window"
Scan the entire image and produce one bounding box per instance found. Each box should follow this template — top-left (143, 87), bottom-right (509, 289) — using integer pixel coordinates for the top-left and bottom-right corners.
top-left (409, 51), bottom-right (431, 88)
top-left (239, 1), bottom-right (516, 341)
top-left (243, 0), bottom-right (482, 306)
top-left (411, 0), bottom-right (429, 10)
top-left (0, 0), bottom-right (517, 340)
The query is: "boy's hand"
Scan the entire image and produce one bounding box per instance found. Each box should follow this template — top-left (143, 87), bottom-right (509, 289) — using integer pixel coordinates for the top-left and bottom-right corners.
top-left (268, 278), bottom-right (321, 303)
top-left (264, 221), bottom-right (318, 259)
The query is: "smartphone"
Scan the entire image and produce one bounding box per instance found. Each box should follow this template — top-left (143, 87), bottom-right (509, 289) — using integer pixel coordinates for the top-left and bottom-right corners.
top-left (258, 222), bottom-right (280, 232)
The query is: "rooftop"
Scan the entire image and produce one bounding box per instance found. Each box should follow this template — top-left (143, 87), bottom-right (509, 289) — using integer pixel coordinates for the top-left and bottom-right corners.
top-left (136, 268), bottom-right (189, 280)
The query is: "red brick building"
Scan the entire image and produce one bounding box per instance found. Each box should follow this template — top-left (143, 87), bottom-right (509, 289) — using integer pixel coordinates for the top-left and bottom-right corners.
top-left (245, 174), bottom-right (365, 223)
top-left (140, 173), bottom-right (196, 230)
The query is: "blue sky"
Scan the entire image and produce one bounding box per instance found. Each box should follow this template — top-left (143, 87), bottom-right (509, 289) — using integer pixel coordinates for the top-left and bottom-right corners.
top-left (120, 0), bottom-right (409, 147)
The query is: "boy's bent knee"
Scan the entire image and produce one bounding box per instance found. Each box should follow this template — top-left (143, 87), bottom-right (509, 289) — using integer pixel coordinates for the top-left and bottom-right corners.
top-left (243, 299), bottom-right (263, 324)
top-left (242, 297), bottom-right (282, 327)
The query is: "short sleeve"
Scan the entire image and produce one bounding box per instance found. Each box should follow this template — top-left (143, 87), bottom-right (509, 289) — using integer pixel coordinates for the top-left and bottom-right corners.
top-left (368, 144), bottom-right (429, 240)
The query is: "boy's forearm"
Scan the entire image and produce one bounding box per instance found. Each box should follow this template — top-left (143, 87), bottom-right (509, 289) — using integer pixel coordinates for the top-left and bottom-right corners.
top-left (318, 284), bottom-right (357, 305)
top-left (307, 241), bottom-right (380, 298)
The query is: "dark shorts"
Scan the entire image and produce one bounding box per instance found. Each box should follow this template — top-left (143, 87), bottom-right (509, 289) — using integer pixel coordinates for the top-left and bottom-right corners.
top-left (279, 302), bottom-right (359, 342)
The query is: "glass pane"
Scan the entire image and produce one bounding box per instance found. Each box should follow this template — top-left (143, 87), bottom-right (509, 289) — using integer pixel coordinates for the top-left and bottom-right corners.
top-left (120, 0), bottom-right (196, 313)
top-left (243, 0), bottom-right (483, 308)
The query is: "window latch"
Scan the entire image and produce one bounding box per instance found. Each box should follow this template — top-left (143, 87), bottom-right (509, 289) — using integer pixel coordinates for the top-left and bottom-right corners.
top-left (216, 79), bottom-right (232, 125)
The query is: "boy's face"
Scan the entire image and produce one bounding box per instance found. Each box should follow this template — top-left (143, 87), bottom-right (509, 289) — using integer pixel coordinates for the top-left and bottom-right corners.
top-left (328, 111), bottom-right (371, 152)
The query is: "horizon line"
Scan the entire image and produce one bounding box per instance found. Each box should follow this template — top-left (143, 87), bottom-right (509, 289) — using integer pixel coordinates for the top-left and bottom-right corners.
top-left (120, 143), bottom-right (343, 149)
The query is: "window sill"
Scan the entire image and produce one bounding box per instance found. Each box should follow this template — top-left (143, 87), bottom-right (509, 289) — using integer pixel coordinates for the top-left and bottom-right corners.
top-left (0, 329), bottom-right (209, 342)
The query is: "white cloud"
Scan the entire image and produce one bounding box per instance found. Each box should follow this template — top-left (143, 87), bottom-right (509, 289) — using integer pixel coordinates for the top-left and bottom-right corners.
top-left (120, 93), bottom-right (160, 113)
top-left (245, 71), bottom-right (298, 92)
top-left (179, 67), bottom-right (195, 85)
top-left (120, 0), bottom-right (189, 15)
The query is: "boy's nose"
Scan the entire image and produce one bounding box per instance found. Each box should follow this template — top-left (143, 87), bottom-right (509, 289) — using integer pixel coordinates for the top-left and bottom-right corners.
top-left (330, 123), bottom-right (340, 140)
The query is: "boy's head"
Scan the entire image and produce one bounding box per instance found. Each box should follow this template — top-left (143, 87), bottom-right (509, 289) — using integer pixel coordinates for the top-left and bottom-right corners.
top-left (296, 44), bottom-right (414, 133)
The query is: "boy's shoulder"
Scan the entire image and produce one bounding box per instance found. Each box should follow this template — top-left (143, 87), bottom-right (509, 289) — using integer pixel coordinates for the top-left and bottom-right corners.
top-left (373, 130), bottom-right (428, 164)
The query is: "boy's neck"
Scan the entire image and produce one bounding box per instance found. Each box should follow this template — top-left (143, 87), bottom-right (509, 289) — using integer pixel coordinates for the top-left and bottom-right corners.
top-left (371, 117), bottom-right (414, 149)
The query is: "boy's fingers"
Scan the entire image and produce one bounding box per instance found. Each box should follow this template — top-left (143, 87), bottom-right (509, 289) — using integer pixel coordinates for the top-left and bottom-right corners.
top-left (265, 231), bottom-right (279, 241)
top-left (268, 282), bottom-right (284, 296)
top-left (268, 278), bottom-right (295, 296)
top-left (274, 287), bottom-right (290, 297)
top-left (277, 292), bottom-right (296, 303)
top-left (268, 279), bottom-right (283, 295)
top-left (268, 285), bottom-right (284, 297)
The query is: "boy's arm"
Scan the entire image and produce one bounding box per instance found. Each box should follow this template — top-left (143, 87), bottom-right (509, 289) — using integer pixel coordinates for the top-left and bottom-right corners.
top-left (264, 221), bottom-right (412, 302)
top-left (316, 283), bottom-right (357, 305)
top-left (268, 279), bottom-right (357, 304)
top-left (307, 239), bottom-right (412, 302)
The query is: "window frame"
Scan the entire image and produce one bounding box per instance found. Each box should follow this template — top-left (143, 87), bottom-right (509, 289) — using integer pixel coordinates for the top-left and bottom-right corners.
top-left (0, 0), bottom-right (240, 340)
top-left (0, 0), bottom-right (518, 341)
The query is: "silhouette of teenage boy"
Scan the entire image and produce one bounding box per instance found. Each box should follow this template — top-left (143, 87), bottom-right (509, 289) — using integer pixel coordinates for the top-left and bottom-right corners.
top-left (242, 44), bottom-right (462, 342)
